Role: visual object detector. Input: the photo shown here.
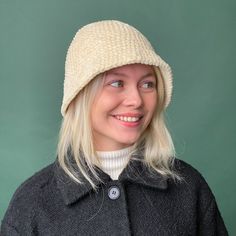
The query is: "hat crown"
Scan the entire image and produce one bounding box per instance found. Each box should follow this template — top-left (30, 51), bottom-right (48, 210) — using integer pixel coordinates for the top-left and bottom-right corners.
top-left (74, 20), bottom-right (154, 53)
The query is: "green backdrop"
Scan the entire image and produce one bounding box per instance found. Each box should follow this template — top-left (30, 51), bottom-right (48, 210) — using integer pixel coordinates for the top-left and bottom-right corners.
top-left (0, 0), bottom-right (235, 234)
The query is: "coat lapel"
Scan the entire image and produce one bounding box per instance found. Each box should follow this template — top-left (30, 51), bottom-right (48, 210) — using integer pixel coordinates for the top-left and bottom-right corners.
top-left (54, 154), bottom-right (168, 206)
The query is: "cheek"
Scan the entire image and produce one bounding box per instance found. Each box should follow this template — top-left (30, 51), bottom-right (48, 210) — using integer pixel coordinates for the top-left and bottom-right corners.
top-left (145, 94), bottom-right (157, 113)
top-left (91, 97), bottom-right (115, 122)
top-left (97, 94), bottom-right (121, 112)
top-left (151, 100), bottom-right (158, 114)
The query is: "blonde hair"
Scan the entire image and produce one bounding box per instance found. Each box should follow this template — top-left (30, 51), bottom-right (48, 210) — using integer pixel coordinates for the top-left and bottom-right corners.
top-left (57, 66), bottom-right (181, 189)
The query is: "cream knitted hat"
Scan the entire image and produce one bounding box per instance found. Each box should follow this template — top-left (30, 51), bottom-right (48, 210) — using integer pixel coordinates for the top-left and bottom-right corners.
top-left (61, 20), bottom-right (173, 116)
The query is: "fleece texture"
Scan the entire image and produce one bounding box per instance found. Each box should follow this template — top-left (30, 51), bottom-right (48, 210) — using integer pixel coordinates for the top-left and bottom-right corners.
top-left (1, 158), bottom-right (228, 235)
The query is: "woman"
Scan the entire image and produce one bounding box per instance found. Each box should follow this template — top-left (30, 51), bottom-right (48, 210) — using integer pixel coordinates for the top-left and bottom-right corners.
top-left (1, 20), bottom-right (228, 235)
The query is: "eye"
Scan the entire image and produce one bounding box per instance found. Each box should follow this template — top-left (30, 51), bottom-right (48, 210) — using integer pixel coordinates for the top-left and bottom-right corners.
top-left (109, 80), bottom-right (124, 88)
top-left (141, 81), bottom-right (156, 89)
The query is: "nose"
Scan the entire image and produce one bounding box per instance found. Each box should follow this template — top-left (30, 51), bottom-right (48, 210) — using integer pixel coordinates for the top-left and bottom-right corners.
top-left (123, 87), bottom-right (143, 108)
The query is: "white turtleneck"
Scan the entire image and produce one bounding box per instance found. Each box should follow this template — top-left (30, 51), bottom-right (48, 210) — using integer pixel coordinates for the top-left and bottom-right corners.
top-left (96, 146), bottom-right (133, 180)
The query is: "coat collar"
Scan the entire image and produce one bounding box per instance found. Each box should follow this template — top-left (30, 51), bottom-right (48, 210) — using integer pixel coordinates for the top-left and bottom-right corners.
top-left (54, 155), bottom-right (168, 206)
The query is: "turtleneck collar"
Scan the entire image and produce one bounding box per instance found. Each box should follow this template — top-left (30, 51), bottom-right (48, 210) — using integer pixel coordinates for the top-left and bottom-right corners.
top-left (96, 146), bottom-right (133, 180)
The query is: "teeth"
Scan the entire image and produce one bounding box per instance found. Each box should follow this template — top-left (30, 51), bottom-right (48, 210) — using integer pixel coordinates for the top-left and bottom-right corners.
top-left (115, 116), bottom-right (140, 122)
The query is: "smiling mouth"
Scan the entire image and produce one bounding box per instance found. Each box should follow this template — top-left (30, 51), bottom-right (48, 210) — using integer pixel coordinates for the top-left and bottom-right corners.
top-left (113, 115), bottom-right (143, 123)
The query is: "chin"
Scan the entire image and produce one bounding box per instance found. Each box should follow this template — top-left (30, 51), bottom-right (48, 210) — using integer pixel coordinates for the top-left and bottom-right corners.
top-left (118, 137), bottom-right (139, 146)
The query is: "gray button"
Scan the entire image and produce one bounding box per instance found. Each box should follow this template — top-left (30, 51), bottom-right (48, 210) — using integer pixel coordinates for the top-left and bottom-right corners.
top-left (108, 186), bottom-right (120, 200)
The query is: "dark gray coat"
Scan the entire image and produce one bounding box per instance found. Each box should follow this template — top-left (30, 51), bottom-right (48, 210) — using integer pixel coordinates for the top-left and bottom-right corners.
top-left (1, 158), bottom-right (228, 235)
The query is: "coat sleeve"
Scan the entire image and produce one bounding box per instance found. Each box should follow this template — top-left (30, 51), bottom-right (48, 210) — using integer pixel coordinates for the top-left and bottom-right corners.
top-left (0, 180), bottom-right (38, 236)
top-left (198, 197), bottom-right (228, 235)
top-left (196, 176), bottom-right (228, 236)
top-left (0, 221), bottom-right (20, 236)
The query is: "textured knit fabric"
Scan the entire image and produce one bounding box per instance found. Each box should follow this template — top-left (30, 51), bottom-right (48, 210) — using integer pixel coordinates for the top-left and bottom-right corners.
top-left (97, 146), bottom-right (132, 180)
top-left (1, 157), bottom-right (228, 236)
top-left (61, 20), bottom-right (173, 116)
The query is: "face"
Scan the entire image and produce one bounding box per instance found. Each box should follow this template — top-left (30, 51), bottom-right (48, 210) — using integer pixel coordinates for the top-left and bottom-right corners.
top-left (91, 63), bottom-right (157, 151)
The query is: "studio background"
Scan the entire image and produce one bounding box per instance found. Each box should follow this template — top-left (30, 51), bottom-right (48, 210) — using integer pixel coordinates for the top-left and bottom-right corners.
top-left (0, 0), bottom-right (235, 234)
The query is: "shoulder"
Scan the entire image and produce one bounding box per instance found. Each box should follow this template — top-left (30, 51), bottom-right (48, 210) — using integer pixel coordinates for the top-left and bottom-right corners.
top-left (173, 158), bottom-right (210, 185)
top-left (171, 159), bottom-right (228, 234)
top-left (10, 162), bottom-right (55, 202)
top-left (170, 158), bottom-right (216, 205)
top-left (1, 162), bottom-right (56, 233)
